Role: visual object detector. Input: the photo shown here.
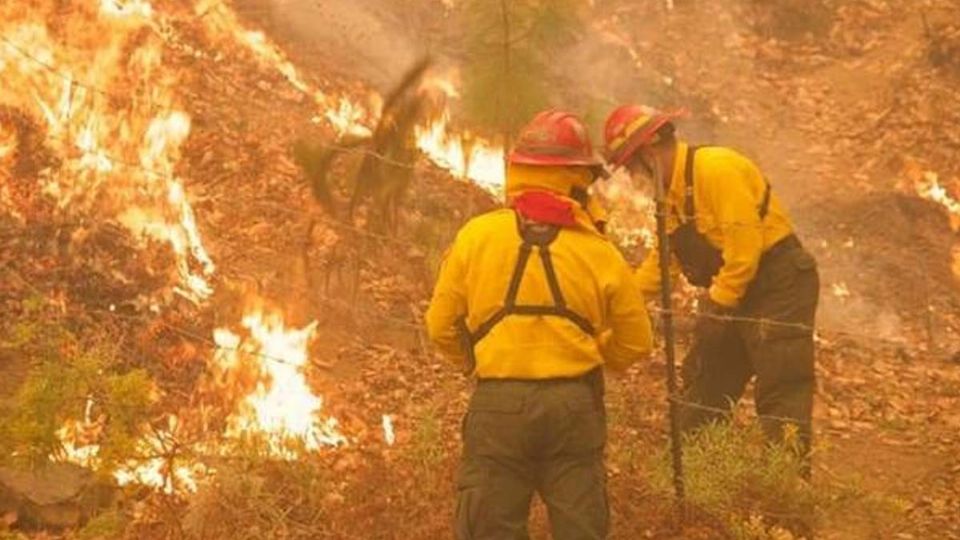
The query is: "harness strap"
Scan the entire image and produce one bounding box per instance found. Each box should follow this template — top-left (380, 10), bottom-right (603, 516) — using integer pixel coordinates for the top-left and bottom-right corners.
top-left (461, 213), bottom-right (596, 355)
top-left (679, 146), bottom-right (771, 223)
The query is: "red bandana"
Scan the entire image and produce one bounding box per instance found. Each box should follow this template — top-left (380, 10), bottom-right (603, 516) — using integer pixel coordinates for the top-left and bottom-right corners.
top-left (510, 191), bottom-right (577, 227)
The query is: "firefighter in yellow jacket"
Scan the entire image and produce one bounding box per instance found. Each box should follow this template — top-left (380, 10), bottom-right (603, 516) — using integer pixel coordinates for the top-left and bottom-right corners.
top-left (603, 105), bottom-right (820, 470)
top-left (426, 110), bottom-right (653, 539)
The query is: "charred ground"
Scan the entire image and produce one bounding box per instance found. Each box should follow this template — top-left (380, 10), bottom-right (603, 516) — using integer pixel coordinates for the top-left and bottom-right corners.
top-left (1, 0), bottom-right (959, 539)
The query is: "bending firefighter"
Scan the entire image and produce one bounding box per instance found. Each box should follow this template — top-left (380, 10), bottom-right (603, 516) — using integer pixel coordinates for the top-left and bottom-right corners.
top-left (604, 105), bottom-right (820, 471)
top-left (426, 110), bottom-right (653, 539)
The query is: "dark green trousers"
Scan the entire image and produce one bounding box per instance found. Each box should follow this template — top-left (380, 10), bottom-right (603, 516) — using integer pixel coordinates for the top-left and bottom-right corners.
top-left (455, 373), bottom-right (608, 540)
top-left (679, 244), bottom-right (820, 459)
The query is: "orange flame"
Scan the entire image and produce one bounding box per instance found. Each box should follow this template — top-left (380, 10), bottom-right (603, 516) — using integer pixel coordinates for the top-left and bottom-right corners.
top-left (915, 171), bottom-right (960, 231)
top-left (214, 305), bottom-right (345, 455)
top-left (112, 417), bottom-right (205, 494)
top-left (912, 170), bottom-right (960, 281)
top-left (414, 73), bottom-right (505, 189)
top-left (196, 3), bottom-right (506, 189)
top-left (1, 1), bottom-right (214, 302)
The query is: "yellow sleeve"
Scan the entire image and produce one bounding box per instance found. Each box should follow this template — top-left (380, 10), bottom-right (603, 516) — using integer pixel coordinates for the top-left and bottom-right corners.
top-left (424, 240), bottom-right (469, 364)
top-left (635, 246), bottom-right (662, 298)
top-left (601, 260), bottom-right (654, 370)
top-left (702, 167), bottom-right (765, 307)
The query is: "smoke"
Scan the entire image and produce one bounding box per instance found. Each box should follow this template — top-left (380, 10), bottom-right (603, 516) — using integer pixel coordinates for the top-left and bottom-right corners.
top-left (241, 0), bottom-right (949, 340)
top-left (234, 0), bottom-right (428, 92)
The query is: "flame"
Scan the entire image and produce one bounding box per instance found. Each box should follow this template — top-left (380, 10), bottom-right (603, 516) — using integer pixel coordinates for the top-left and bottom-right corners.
top-left (195, 3), bottom-right (506, 188)
top-left (100, 0), bottom-right (153, 19)
top-left (214, 305), bottom-right (345, 455)
top-left (381, 414), bottom-right (396, 446)
top-left (54, 397), bottom-right (102, 468)
top-left (414, 73), bottom-right (505, 189)
top-left (415, 114), bottom-right (505, 190)
top-left (915, 171), bottom-right (960, 231)
top-left (112, 418), bottom-right (205, 494)
top-left (913, 170), bottom-right (960, 281)
top-left (4, 0), bottom-right (520, 494)
top-left (0, 2), bottom-right (215, 303)
top-left (194, 0), bottom-right (373, 138)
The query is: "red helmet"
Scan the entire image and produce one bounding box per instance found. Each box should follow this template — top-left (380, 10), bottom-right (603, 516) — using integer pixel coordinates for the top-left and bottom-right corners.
top-left (604, 104), bottom-right (687, 168)
top-left (509, 109), bottom-right (603, 168)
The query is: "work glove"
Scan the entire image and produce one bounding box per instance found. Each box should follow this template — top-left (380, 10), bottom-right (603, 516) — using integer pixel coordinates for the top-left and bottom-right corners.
top-left (694, 293), bottom-right (733, 350)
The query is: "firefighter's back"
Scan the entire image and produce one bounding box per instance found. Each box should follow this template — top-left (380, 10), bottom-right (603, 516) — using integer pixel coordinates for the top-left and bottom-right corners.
top-left (450, 207), bottom-right (649, 379)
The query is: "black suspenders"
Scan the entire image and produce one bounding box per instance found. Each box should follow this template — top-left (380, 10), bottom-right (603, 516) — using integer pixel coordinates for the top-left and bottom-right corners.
top-left (458, 214), bottom-right (596, 368)
top-left (670, 146), bottom-right (773, 288)
top-left (679, 146), bottom-right (771, 223)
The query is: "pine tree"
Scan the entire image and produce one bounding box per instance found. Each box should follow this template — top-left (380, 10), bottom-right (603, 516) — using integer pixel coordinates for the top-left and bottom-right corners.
top-left (459, 0), bottom-right (586, 150)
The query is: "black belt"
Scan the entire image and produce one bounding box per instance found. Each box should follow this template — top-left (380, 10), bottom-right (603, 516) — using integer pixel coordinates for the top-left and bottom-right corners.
top-left (476, 366), bottom-right (602, 386)
top-left (761, 234), bottom-right (801, 264)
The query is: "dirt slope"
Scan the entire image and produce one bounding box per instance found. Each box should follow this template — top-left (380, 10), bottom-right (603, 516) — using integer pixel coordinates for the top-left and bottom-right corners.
top-left (225, 0), bottom-right (960, 537)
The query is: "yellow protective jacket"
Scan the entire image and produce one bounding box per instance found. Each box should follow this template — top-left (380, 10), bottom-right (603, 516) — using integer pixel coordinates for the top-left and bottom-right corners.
top-left (425, 165), bottom-right (653, 379)
top-left (636, 141), bottom-right (795, 307)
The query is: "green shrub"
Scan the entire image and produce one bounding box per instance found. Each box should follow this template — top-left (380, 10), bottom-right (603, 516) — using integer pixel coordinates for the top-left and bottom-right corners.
top-left (0, 298), bottom-right (156, 472)
top-left (651, 421), bottom-right (817, 538)
top-left (650, 421), bottom-right (907, 539)
top-left (78, 509), bottom-right (128, 540)
top-left (181, 451), bottom-right (332, 540)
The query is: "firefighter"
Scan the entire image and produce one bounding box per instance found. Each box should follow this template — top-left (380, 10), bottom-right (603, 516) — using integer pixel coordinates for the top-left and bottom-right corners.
top-left (603, 104), bottom-right (820, 468)
top-left (426, 110), bottom-right (653, 540)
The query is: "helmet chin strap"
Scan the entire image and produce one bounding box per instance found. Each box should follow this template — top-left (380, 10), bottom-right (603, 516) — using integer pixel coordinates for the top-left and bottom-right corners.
top-left (569, 185), bottom-right (589, 208)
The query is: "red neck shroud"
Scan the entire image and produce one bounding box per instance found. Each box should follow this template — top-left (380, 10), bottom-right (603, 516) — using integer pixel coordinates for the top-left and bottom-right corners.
top-left (510, 191), bottom-right (577, 228)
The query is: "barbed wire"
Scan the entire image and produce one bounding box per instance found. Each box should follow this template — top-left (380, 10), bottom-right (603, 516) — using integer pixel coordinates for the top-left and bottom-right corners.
top-left (666, 394), bottom-right (813, 428)
top-left (0, 270), bottom-right (837, 434)
top-left (3, 24), bottom-right (957, 366)
top-left (0, 33), bottom-right (447, 175)
top-left (0, 262), bottom-right (322, 369)
top-left (1, 217), bottom-right (953, 357)
top-left (649, 306), bottom-right (960, 353)
top-left (0, 35), bottom-right (118, 99)
top-left (4, 28), bottom-right (952, 235)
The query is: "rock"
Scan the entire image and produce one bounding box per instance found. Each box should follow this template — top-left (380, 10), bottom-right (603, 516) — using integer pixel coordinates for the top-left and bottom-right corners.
top-left (0, 463), bottom-right (115, 530)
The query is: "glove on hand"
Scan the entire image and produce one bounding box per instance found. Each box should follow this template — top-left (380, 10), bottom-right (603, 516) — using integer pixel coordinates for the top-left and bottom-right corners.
top-left (694, 294), bottom-right (733, 349)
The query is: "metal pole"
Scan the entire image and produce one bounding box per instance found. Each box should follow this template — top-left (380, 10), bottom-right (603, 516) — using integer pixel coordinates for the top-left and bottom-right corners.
top-left (651, 159), bottom-right (685, 505)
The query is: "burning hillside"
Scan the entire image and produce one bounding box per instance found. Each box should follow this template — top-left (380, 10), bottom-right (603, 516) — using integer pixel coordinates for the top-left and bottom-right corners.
top-left (1, 0), bottom-right (959, 538)
top-left (0, 0), bottom-right (502, 499)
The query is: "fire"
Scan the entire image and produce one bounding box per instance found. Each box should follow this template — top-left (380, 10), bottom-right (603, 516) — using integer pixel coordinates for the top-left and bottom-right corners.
top-left (382, 414), bottom-right (396, 446)
top-left (214, 305), bottom-right (345, 455)
top-left (195, 1), bottom-right (506, 189)
top-left (912, 170), bottom-right (960, 281)
top-left (915, 171), bottom-right (960, 231)
top-left (414, 73), bottom-right (506, 189)
top-left (415, 114), bottom-right (506, 190)
top-left (3, 0), bottom-right (344, 493)
top-left (99, 0), bottom-right (153, 19)
top-left (0, 1), bottom-right (215, 303)
top-left (3, 0), bottom-right (514, 495)
top-left (112, 419), bottom-right (205, 494)
top-left (194, 0), bottom-right (372, 139)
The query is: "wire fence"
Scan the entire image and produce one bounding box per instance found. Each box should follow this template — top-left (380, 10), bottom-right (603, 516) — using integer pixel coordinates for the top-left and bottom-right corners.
top-left (0, 33), bottom-right (429, 174)
top-left (4, 256), bottom-right (825, 434)
top-left (0, 208), bottom-right (954, 369)
top-left (2, 7), bottom-right (949, 516)
top-left (666, 394), bottom-right (813, 428)
top-left (3, 16), bottom-right (957, 368)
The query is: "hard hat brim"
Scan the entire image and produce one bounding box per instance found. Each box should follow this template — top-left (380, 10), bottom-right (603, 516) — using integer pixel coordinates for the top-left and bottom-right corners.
top-left (508, 150), bottom-right (604, 168)
top-left (609, 109), bottom-right (687, 168)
